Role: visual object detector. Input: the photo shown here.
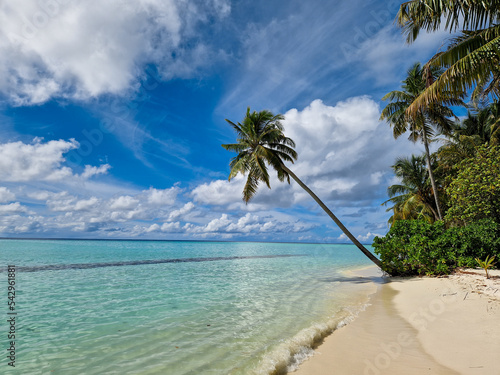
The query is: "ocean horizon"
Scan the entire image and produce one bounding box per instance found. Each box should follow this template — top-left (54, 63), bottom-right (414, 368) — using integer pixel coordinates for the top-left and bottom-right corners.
top-left (1, 239), bottom-right (382, 374)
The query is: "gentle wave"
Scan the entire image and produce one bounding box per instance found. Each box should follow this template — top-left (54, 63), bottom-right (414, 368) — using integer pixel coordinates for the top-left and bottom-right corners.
top-left (251, 302), bottom-right (370, 375)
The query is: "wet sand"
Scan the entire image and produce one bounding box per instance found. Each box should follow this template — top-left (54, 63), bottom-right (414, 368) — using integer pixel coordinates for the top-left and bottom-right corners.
top-left (294, 268), bottom-right (500, 375)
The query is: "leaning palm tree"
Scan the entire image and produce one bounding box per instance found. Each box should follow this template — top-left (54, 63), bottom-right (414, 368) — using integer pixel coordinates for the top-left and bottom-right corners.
top-left (397, 0), bottom-right (500, 113)
top-left (380, 62), bottom-right (459, 221)
top-left (222, 107), bottom-right (382, 268)
top-left (384, 155), bottom-right (438, 226)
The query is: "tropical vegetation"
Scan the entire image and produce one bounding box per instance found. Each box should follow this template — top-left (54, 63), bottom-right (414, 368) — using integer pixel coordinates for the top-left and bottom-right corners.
top-left (374, 1), bottom-right (500, 276)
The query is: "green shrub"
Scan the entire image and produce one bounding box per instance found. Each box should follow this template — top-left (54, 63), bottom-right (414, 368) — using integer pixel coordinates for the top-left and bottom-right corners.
top-left (373, 219), bottom-right (500, 276)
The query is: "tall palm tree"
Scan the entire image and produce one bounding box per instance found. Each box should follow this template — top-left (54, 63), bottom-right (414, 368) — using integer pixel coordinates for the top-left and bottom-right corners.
top-left (396, 0), bottom-right (500, 113)
top-left (380, 62), bottom-right (458, 221)
top-left (384, 155), bottom-right (438, 225)
top-left (222, 107), bottom-right (382, 268)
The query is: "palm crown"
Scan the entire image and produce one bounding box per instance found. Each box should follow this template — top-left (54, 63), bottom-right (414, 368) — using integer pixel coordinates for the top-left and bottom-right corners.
top-left (397, 0), bottom-right (500, 111)
top-left (380, 62), bottom-right (456, 142)
top-left (384, 155), bottom-right (438, 225)
top-left (221, 108), bottom-right (298, 202)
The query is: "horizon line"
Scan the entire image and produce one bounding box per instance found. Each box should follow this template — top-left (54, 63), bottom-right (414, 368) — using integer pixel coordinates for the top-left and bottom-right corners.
top-left (0, 236), bottom-right (373, 246)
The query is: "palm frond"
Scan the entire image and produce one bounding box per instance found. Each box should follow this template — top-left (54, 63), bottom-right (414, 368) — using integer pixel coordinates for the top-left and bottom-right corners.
top-left (223, 107), bottom-right (299, 202)
top-left (397, 0), bottom-right (500, 44)
top-left (408, 34), bottom-right (500, 114)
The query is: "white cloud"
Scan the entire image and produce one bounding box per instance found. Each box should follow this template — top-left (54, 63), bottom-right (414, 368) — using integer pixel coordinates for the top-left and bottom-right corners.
top-left (145, 223), bottom-right (161, 233)
top-left (0, 139), bottom-right (77, 181)
top-left (144, 187), bottom-right (179, 205)
top-left (0, 202), bottom-right (28, 213)
top-left (168, 201), bottom-right (195, 220)
top-left (10, 184), bottom-right (193, 235)
top-left (187, 212), bottom-right (313, 235)
top-left (204, 213), bottom-right (232, 232)
top-left (0, 138), bottom-right (110, 182)
top-left (0, 0), bottom-right (230, 105)
top-left (281, 97), bottom-right (422, 204)
top-left (0, 187), bottom-right (15, 203)
top-left (80, 165), bottom-right (111, 179)
top-left (109, 195), bottom-right (140, 210)
top-left (191, 174), bottom-right (245, 206)
top-left (357, 232), bottom-right (382, 243)
top-left (161, 222), bottom-right (181, 232)
top-left (73, 197), bottom-right (99, 211)
top-left (27, 190), bottom-right (51, 200)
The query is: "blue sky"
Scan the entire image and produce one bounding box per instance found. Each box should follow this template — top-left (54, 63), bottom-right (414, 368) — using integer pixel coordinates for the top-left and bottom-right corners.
top-left (0, 0), bottom-right (452, 242)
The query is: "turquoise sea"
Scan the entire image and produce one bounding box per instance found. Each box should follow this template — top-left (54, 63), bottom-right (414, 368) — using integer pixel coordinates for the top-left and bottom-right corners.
top-left (0, 240), bottom-right (382, 374)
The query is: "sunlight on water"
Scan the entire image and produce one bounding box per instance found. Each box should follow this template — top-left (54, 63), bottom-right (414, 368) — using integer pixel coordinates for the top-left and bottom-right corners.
top-left (0, 240), bottom-right (381, 374)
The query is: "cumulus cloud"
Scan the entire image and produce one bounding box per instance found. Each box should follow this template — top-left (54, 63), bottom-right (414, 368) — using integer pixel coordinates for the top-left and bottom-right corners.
top-left (160, 222), bottom-right (182, 232)
top-left (0, 139), bottom-right (77, 181)
top-left (46, 192), bottom-right (98, 212)
top-left (206, 97), bottom-right (417, 211)
top-left (9, 185), bottom-right (192, 236)
top-left (0, 202), bottom-right (29, 213)
top-left (191, 174), bottom-right (245, 206)
top-left (0, 0), bottom-right (230, 105)
top-left (109, 195), bottom-right (140, 211)
top-left (0, 138), bottom-right (110, 182)
top-left (281, 97), bottom-right (419, 204)
top-left (356, 232), bottom-right (382, 243)
top-left (144, 187), bottom-right (179, 205)
top-left (185, 212), bottom-right (313, 236)
top-left (0, 187), bottom-right (15, 203)
top-left (80, 165), bottom-right (111, 179)
top-left (168, 202), bottom-right (195, 221)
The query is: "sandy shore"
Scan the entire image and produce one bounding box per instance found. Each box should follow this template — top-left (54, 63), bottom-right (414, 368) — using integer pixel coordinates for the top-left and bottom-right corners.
top-left (294, 268), bottom-right (500, 375)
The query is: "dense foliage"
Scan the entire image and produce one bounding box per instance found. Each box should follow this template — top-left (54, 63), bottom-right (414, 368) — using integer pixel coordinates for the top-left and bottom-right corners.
top-left (445, 145), bottom-right (500, 225)
top-left (373, 219), bottom-right (500, 276)
top-left (375, 1), bottom-right (500, 276)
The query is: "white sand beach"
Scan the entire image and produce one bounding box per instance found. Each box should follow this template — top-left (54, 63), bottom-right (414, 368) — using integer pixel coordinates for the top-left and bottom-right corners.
top-left (294, 268), bottom-right (500, 375)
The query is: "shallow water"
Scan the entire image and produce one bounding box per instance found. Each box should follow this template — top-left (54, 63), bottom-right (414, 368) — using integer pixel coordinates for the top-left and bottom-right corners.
top-left (0, 240), bottom-right (381, 374)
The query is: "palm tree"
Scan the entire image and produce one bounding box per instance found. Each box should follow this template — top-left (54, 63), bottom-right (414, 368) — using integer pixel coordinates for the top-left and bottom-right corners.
top-left (222, 107), bottom-right (382, 268)
top-left (396, 0), bottom-right (500, 113)
top-left (384, 155), bottom-right (438, 225)
top-left (380, 62), bottom-right (458, 221)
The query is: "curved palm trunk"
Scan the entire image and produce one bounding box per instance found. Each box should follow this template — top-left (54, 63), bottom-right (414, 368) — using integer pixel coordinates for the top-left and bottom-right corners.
top-left (422, 128), bottom-right (442, 221)
top-left (280, 163), bottom-right (382, 268)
